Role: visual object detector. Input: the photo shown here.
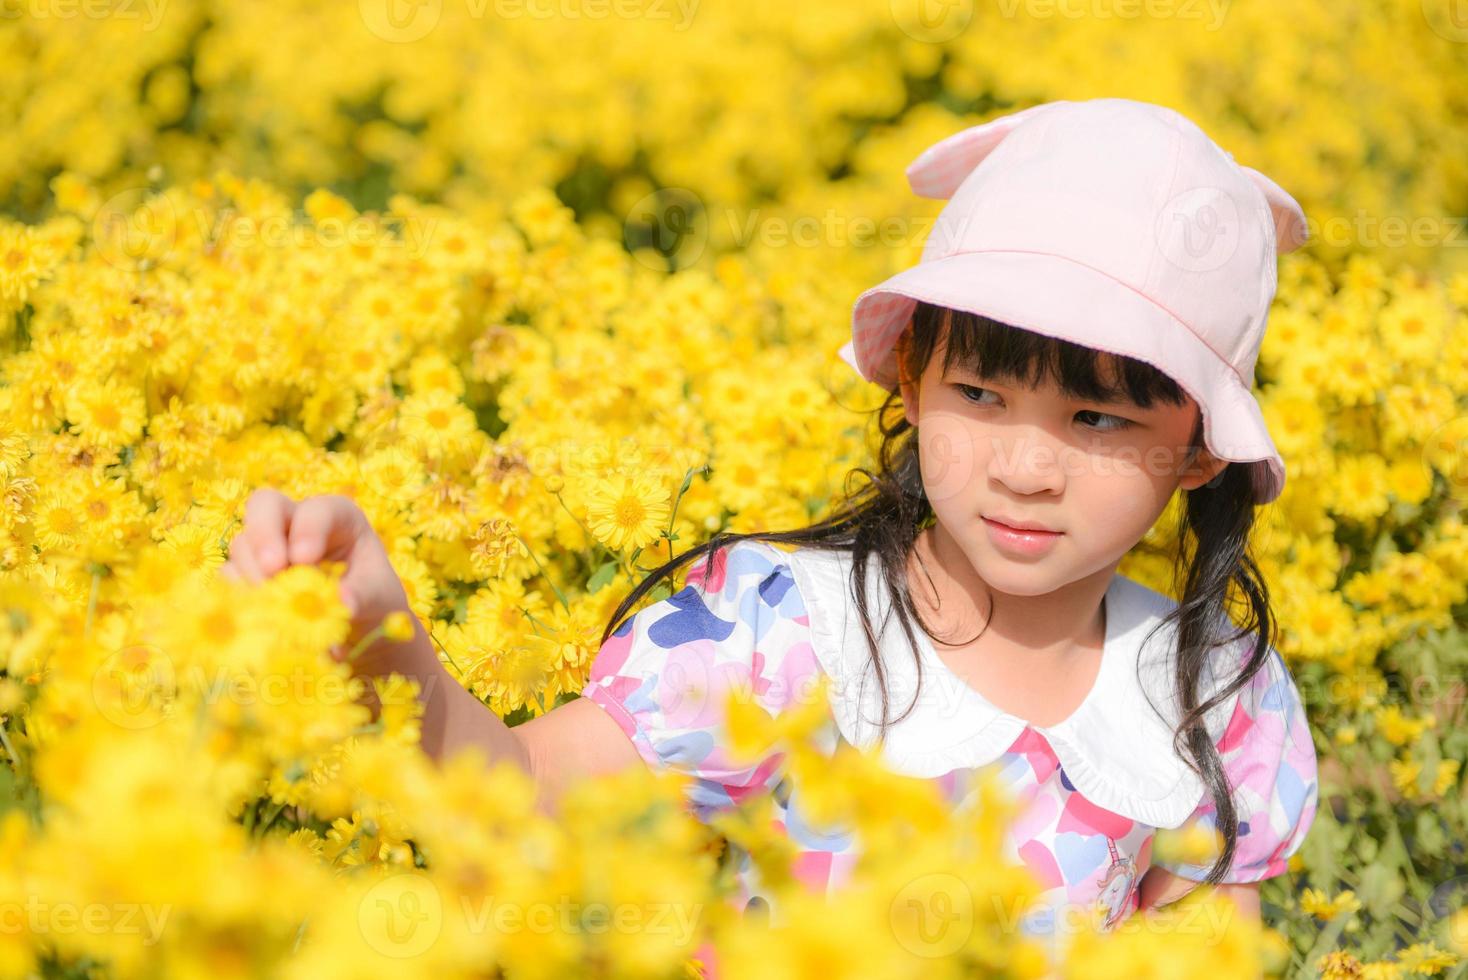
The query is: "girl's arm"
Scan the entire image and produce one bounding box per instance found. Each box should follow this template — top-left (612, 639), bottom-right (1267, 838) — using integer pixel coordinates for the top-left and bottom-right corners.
top-left (1216, 882), bottom-right (1262, 921)
top-left (395, 619), bottom-right (644, 818)
top-left (223, 488), bottom-right (648, 820)
top-left (1137, 867), bottom-right (1262, 921)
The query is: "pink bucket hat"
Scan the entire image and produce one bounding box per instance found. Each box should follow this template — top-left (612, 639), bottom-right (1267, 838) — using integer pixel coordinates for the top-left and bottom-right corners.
top-left (840, 97), bottom-right (1308, 505)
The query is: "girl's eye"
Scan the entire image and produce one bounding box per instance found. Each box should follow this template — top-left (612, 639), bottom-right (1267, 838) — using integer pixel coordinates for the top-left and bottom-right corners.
top-left (1074, 409), bottom-right (1134, 433)
top-left (954, 384), bottom-right (1002, 407)
top-left (953, 384), bottom-right (1135, 432)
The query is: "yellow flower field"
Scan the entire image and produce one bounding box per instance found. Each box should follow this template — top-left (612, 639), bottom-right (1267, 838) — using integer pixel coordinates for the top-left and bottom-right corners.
top-left (1, 1), bottom-right (1466, 977)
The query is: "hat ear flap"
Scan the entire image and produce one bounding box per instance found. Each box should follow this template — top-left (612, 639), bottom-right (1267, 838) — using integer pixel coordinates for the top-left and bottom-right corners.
top-left (1238, 165), bottom-right (1310, 253)
top-left (905, 102), bottom-right (1063, 200)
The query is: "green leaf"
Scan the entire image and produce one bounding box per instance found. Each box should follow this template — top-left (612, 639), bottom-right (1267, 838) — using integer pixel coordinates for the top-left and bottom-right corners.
top-left (587, 560), bottom-right (618, 594)
top-left (1413, 809), bottom-right (1445, 858)
top-left (256, 801), bottom-right (288, 837)
top-left (1370, 526), bottom-right (1397, 565)
top-left (0, 764), bottom-right (27, 821)
top-left (1358, 861), bottom-right (1405, 918)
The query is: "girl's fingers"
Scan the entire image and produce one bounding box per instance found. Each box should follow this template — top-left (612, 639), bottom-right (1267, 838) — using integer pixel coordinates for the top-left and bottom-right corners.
top-left (288, 495), bottom-right (366, 566)
top-left (252, 531), bottom-right (289, 577)
top-left (285, 497), bottom-right (337, 566)
top-left (243, 489), bottom-right (297, 570)
top-left (229, 537), bottom-right (267, 584)
top-left (337, 580), bottom-right (359, 620)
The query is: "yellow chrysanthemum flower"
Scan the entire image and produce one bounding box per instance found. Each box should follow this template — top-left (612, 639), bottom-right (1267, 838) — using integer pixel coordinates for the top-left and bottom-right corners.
top-left (583, 473), bottom-right (672, 553)
top-left (1328, 454), bottom-right (1391, 523)
top-left (1374, 705), bottom-right (1430, 747)
top-left (1317, 950), bottom-right (1367, 980)
top-left (1301, 888), bottom-right (1362, 920)
top-left (1152, 821), bottom-right (1225, 868)
top-left (1396, 943), bottom-right (1459, 976)
top-left (1380, 293), bottom-right (1446, 366)
top-left (66, 380), bottom-right (148, 450)
top-left (1389, 756), bottom-right (1424, 800)
top-left (1433, 759), bottom-right (1460, 797)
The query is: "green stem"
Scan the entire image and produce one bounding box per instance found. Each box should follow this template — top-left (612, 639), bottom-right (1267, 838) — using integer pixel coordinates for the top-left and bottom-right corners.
top-left (254, 801), bottom-right (288, 839)
top-left (663, 465), bottom-right (698, 564)
top-left (520, 608), bottom-right (554, 634)
top-left (0, 718), bottom-right (19, 773)
top-left (1298, 910), bottom-right (1352, 974)
top-left (552, 489), bottom-right (597, 550)
top-left (343, 623), bottom-right (388, 663)
top-left (514, 531), bottom-right (570, 613)
top-left (426, 624), bottom-right (463, 677)
top-left (552, 490), bottom-right (637, 585)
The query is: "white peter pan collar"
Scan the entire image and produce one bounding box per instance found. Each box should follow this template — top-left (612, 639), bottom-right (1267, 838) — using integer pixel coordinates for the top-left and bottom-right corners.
top-left (781, 545), bottom-right (1243, 829)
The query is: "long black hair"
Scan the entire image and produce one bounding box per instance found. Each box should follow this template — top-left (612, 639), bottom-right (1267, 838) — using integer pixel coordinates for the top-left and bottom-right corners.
top-left (597, 299), bottom-right (1279, 887)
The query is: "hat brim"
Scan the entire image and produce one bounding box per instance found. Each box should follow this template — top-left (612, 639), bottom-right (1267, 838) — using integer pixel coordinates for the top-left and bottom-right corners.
top-left (849, 249), bottom-right (1286, 504)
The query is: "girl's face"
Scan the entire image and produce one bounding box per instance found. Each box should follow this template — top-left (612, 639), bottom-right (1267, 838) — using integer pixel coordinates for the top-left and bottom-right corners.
top-left (897, 328), bottom-right (1228, 598)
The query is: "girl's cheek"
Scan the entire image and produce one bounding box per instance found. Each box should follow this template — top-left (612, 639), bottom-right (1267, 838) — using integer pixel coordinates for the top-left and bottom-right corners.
top-left (917, 411), bottom-right (983, 506)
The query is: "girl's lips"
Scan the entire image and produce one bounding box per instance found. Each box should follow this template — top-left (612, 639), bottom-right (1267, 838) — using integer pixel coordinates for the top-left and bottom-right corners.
top-left (985, 516), bottom-right (1059, 534)
top-left (982, 516), bottom-right (1062, 557)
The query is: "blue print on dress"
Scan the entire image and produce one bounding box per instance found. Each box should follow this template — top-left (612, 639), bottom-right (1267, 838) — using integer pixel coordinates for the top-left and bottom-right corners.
top-left (1276, 763), bottom-right (1308, 827)
top-left (648, 587), bottom-right (737, 648)
top-left (758, 567), bottom-right (796, 609)
top-left (656, 729), bottom-right (717, 768)
top-left (1053, 832), bottom-right (1109, 883)
top-left (723, 544), bottom-right (779, 586)
top-left (1060, 767), bottom-right (1077, 793)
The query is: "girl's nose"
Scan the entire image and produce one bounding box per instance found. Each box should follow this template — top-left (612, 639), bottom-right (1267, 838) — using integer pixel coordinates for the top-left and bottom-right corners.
top-left (986, 429), bottom-right (1067, 495)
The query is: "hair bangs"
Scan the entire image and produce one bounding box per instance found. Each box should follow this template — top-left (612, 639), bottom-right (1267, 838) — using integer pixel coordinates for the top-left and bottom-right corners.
top-left (911, 300), bottom-right (1192, 413)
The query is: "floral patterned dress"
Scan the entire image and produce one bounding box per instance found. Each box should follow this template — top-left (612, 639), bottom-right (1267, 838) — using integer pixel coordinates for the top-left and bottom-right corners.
top-left (583, 538), bottom-right (1319, 971)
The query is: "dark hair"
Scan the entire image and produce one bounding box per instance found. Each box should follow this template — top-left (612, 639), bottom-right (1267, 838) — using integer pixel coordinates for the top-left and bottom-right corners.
top-left (598, 300), bottom-right (1279, 888)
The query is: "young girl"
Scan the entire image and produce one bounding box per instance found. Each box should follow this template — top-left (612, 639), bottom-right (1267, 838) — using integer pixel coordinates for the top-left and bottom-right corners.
top-left (223, 98), bottom-right (1320, 966)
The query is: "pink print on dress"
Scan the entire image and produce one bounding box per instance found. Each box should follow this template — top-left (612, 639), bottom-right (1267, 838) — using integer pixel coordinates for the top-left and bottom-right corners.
top-left (686, 544), bottom-right (730, 593)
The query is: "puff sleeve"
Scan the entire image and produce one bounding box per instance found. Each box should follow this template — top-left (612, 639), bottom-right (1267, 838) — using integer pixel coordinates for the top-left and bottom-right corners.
top-left (581, 539), bottom-right (820, 821)
top-left (1151, 647), bottom-right (1320, 883)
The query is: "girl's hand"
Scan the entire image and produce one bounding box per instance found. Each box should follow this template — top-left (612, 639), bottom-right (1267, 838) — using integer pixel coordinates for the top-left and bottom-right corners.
top-left (221, 488), bottom-right (422, 679)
